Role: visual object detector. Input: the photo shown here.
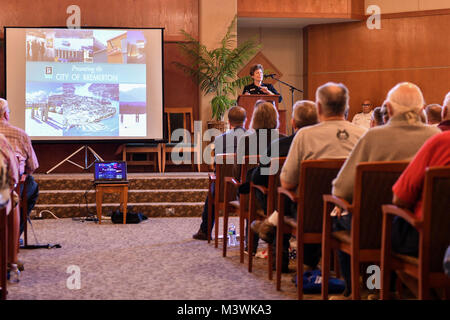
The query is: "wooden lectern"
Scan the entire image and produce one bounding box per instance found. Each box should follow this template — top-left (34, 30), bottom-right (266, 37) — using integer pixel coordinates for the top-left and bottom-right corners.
top-left (236, 94), bottom-right (286, 135)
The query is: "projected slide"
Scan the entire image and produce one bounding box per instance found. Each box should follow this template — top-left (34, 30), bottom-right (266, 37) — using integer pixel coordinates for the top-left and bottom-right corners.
top-left (25, 29), bottom-right (147, 137)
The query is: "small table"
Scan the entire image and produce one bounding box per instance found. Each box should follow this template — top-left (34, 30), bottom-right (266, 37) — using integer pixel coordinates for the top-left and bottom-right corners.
top-left (95, 183), bottom-right (129, 224)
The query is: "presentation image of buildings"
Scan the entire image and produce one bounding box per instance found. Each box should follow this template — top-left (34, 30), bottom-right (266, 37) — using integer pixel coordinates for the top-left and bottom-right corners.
top-left (24, 28), bottom-right (147, 138)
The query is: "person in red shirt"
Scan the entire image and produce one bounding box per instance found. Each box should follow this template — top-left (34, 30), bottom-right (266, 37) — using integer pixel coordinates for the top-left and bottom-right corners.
top-left (384, 131), bottom-right (450, 298)
top-left (392, 130), bottom-right (450, 222)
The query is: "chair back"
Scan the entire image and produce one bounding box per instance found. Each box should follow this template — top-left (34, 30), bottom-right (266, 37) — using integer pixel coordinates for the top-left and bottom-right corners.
top-left (215, 153), bottom-right (237, 203)
top-left (299, 159), bottom-right (345, 233)
top-left (353, 161), bottom-right (409, 250)
top-left (165, 107), bottom-right (194, 143)
top-left (266, 157), bottom-right (287, 214)
top-left (422, 166), bottom-right (450, 273)
top-left (238, 155), bottom-right (260, 212)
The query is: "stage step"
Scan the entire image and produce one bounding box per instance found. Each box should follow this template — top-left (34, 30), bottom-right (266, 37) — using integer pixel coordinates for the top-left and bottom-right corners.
top-left (33, 173), bottom-right (210, 219)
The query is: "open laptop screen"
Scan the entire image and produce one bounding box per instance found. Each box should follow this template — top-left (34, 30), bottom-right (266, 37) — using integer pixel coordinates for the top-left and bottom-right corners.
top-left (94, 161), bottom-right (127, 182)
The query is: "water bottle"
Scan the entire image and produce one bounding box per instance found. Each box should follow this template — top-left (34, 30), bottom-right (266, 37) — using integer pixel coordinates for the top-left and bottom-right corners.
top-left (228, 224), bottom-right (237, 247)
top-left (9, 263), bottom-right (20, 284)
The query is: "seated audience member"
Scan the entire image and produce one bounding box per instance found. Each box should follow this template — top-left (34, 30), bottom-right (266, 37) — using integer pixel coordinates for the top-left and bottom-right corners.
top-left (445, 246), bottom-right (450, 277)
top-left (387, 130), bottom-right (450, 297)
top-left (419, 109), bottom-right (428, 124)
top-left (250, 100), bottom-right (319, 202)
top-left (380, 100), bottom-right (390, 124)
top-left (193, 106), bottom-right (247, 240)
top-left (0, 154), bottom-right (9, 206)
top-left (250, 100), bottom-right (318, 271)
top-left (0, 98), bottom-right (39, 238)
top-left (236, 101), bottom-right (281, 255)
top-left (0, 133), bottom-right (21, 273)
top-left (370, 106), bottom-right (384, 128)
top-left (331, 82), bottom-right (441, 299)
top-left (391, 130), bottom-right (450, 254)
top-left (425, 104), bottom-right (442, 126)
top-left (352, 100), bottom-right (373, 129)
top-left (252, 82), bottom-right (366, 271)
top-left (438, 92), bottom-right (450, 131)
top-left (243, 64), bottom-right (283, 103)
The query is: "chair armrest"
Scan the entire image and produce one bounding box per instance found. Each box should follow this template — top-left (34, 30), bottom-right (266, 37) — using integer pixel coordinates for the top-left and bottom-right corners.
top-left (224, 176), bottom-right (241, 188)
top-left (382, 204), bottom-right (422, 229)
top-left (251, 184), bottom-right (268, 196)
top-left (322, 194), bottom-right (353, 214)
top-left (277, 187), bottom-right (297, 203)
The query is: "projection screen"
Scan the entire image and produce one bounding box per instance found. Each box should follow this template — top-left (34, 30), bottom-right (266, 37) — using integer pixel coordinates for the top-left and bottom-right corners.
top-left (5, 27), bottom-right (164, 141)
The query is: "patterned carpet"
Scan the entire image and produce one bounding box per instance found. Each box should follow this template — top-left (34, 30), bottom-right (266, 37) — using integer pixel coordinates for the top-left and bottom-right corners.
top-left (7, 217), bottom-right (307, 300)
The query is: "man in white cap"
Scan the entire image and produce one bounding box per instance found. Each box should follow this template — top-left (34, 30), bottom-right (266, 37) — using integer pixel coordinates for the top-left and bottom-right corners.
top-left (331, 82), bottom-right (441, 299)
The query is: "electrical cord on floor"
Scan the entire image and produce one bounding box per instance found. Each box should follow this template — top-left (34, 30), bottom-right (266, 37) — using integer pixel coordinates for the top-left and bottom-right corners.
top-left (21, 211), bottom-right (62, 249)
top-left (38, 209), bottom-right (59, 219)
top-left (73, 183), bottom-right (97, 222)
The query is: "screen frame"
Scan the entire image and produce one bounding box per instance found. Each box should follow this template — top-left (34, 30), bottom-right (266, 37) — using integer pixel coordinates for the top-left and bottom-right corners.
top-left (4, 26), bottom-right (166, 144)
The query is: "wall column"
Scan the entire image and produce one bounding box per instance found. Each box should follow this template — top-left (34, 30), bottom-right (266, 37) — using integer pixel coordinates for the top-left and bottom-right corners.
top-left (198, 0), bottom-right (237, 154)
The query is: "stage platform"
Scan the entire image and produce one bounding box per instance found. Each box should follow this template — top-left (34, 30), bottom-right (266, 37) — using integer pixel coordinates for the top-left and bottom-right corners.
top-left (33, 172), bottom-right (209, 219)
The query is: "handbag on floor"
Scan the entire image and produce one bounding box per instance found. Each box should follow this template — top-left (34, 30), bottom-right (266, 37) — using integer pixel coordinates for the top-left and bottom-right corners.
top-left (111, 209), bottom-right (148, 224)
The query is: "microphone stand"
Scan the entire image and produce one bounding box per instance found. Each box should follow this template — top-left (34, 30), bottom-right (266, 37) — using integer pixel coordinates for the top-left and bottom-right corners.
top-left (266, 75), bottom-right (303, 109)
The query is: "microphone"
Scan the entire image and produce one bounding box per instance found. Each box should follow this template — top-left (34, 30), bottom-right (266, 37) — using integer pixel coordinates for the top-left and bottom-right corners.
top-left (263, 73), bottom-right (276, 78)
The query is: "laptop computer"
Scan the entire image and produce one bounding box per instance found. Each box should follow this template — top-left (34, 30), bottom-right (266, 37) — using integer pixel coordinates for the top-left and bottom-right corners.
top-left (94, 161), bottom-right (128, 184)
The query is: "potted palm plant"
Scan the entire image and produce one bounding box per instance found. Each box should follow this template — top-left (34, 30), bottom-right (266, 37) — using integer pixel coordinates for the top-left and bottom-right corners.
top-left (173, 16), bottom-right (260, 131)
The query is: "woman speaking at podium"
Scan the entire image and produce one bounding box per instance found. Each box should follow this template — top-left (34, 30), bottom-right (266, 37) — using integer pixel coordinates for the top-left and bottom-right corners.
top-left (242, 64), bottom-right (283, 103)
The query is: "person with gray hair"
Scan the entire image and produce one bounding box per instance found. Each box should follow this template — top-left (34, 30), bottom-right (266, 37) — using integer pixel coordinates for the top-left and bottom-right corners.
top-left (370, 106), bottom-right (384, 128)
top-left (425, 104), bottom-right (442, 125)
top-left (438, 92), bottom-right (450, 131)
top-left (330, 82), bottom-right (441, 299)
top-left (251, 82), bottom-right (366, 272)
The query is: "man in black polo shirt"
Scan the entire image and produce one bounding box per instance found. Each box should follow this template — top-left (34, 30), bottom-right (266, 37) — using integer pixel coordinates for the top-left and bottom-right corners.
top-left (193, 106), bottom-right (247, 240)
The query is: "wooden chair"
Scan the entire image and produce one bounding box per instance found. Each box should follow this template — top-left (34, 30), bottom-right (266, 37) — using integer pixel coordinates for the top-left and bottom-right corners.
top-left (222, 155), bottom-right (260, 268)
top-left (162, 107), bottom-right (200, 173)
top-left (276, 159), bottom-right (345, 299)
top-left (207, 153), bottom-right (237, 246)
top-left (206, 171), bottom-right (215, 244)
top-left (321, 161), bottom-right (409, 300)
top-left (381, 166), bottom-right (450, 300)
top-left (248, 157), bottom-right (287, 280)
top-left (122, 143), bottom-right (162, 173)
top-left (0, 202), bottom-right (8, 300)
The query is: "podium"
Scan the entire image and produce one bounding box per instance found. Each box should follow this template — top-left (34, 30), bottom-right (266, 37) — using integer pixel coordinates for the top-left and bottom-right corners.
top-left (237, 94), bottom-right (286, 134)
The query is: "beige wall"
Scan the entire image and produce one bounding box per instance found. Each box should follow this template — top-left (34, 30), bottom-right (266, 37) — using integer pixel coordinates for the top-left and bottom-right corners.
top-left (365, 0), bottom-right (450, 13)
top-left (199, 0), bottom-right (237, 129)
top-left (237, 27), bottom-right (304, 134)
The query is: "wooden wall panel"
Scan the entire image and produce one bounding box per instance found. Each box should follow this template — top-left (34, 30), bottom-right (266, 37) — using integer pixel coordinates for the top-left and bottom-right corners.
top-left (308, 68), bottom-right (450, 121)
top-left (238, 0), bottom-right (365, 18)
top-left (0, 0), bottom-right (199, 173)
top-left (305, 13), bottom-right (450, 121)
top-left (307, 14), bottom-right (450, 72)
top-left (0, 0), bottom-right (198, 40)
top-left (163, 43), bottom-right (199, 118)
